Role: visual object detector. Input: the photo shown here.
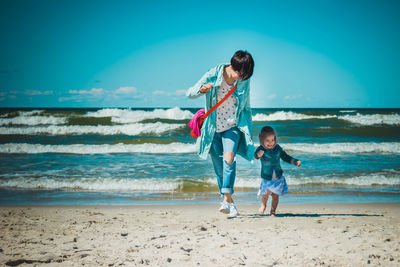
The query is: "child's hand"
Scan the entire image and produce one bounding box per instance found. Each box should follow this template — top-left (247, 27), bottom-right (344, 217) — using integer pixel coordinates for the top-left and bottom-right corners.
top-left (200, 83), bottom-right (213, 94)
top-left (256, 150), bottom-right (264, 158)
top-left (296, 161), bottom-right (302, 167)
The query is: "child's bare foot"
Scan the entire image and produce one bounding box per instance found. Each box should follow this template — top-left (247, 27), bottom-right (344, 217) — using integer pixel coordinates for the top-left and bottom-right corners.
top-left (270, 211), bottom-right (277, 217)
top-left (258, 204), bottom-right (266, 214)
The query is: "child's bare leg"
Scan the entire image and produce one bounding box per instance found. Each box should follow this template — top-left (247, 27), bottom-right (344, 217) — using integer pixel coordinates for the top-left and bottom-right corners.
top-left (258, 190), bottom-right (271, 214)
top-left (270, 193), bottom-right (279, 216)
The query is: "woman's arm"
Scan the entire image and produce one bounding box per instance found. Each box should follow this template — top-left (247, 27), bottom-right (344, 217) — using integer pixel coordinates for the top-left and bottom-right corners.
top-left (186, 67), bottom-right (217, 99)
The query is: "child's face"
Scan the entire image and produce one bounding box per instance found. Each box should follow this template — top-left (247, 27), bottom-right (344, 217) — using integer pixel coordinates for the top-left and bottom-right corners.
top-left (261, 134), bottom-right (276, 149)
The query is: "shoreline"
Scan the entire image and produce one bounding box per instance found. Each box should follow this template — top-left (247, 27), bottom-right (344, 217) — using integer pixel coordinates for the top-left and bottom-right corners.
top-left (1, 202), bottom-right (399, 208)
top-left (1, 203), bottom-right (399, 266)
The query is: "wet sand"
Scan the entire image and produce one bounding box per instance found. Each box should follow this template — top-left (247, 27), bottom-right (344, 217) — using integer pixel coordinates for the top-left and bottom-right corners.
top-left (0, 203), bottom-right (399, 266)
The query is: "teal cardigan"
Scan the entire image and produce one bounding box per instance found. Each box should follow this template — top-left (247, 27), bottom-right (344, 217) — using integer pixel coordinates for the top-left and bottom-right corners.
top-left (186, 63), bottom-right (255, 161)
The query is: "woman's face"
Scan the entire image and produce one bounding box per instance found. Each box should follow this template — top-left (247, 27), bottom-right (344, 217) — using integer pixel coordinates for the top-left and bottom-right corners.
top-left (262, 134), bottom-right (276, 149)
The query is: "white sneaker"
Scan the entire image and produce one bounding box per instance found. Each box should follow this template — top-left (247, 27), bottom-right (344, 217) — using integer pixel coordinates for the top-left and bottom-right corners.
top-left (228, 204), bottom-right (239, 218)
top-left (219, 201), bottom-right (230, 214)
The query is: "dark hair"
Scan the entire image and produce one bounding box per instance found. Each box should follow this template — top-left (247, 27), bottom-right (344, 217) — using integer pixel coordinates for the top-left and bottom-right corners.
top-left (230, 50), bottom-right (254, 80)
top-left (259, 126), bottom-right (276, 142)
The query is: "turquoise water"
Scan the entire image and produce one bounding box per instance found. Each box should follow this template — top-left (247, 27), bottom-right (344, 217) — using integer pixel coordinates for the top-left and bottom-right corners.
top-left (0, 107), bottom-right (399, 205)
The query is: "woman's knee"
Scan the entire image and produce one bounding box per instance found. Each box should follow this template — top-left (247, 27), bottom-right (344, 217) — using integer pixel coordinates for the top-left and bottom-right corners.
top-left (271, 193), bottom-right (279, 199)
top-left (223, 152), bottom-right (235, 165)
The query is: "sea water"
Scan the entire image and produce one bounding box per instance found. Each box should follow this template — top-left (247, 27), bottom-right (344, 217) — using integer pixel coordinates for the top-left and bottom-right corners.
top-left (0, 107), bottom-right (399, 205)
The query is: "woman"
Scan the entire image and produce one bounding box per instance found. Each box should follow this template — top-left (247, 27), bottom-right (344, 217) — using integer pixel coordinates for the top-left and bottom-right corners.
top-left (186, 50), bottom-right (255, 217)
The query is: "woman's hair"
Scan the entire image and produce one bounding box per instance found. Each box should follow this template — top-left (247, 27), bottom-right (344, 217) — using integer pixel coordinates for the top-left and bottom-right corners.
top-left (259, 126), bottom-right (276, 142)
top-left (230, 50), bottom-right (254, 80)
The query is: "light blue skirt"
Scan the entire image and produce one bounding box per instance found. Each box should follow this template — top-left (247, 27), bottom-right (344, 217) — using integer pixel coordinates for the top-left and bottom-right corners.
top-left (257, 175), bottom-right (289, 196)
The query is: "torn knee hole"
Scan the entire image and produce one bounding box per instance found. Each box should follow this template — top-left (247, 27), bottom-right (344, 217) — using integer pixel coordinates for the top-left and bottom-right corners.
top-left (223, 154), bottom-right (235, 165)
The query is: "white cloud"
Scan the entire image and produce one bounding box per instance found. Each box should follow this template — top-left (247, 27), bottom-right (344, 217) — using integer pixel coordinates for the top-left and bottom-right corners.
top-left (153, 89), bottom-right (187, 96)
top-left (59, 86), bottom-right (144, 103)
top-left (24, 90), bottom-right (53, 95)
top-left (60, 88), bottom-right (105, 102)
top-left (284, 94), bottom-right (303, 100)
top-left (69, 88), bottom-right (104, 96)
top-left (115, 86), bottom-right (137, 95)
top-left (267, 93), bottom-right (276, 99)
top-left (153, 90), bottom-right (167, 95)
top-left (174, 90), bottom-right (187, 96)
top-left (58, 96), bottom-right (82, 102)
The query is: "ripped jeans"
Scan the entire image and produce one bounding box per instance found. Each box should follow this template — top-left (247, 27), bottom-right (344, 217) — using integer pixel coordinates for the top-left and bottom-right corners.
top-left (210, 126), bottom-right (240, 195)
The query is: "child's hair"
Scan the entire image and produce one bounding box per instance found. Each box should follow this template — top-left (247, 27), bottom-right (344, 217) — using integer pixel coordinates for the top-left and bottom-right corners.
top-left (231, 50), bottom-right (254, 80)
top-left (259, 126), bottom-right (277, 142)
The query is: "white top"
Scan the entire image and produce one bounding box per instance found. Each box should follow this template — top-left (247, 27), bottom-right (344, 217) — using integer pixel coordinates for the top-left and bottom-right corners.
top-left (215, 75), bottom-right (238, 132)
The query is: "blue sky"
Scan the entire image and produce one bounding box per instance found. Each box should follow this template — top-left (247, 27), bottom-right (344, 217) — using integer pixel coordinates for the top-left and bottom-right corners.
top-left (0, 0), bottom-right (399, 108)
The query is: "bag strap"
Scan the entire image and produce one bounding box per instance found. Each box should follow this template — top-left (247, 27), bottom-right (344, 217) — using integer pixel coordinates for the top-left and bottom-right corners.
top-left (201, 83), bottom-right (237, 119)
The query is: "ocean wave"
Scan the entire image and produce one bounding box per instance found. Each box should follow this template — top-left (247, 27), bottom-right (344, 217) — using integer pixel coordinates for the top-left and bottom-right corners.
top-left (0, 115), bottom-right (67, 126)
top-left (252, 111), bottom-right (400, 126)
top-left (286, 174), bottom-right (400, 186)
top-left (0, 107), bottom-right (194, 126)
top-left (0, 177), bottom-right (180, 191)
top-left (85, 107), bottom-right (194, 123)
top-left (0, 142), bottom-right (197, 154)
top-left (338, 113), bottom-right (400, 126)
top-left (256, 142), bottom-right (400, 154)
top-left (0, 122), bottom-right (185, 136)
top-left (252, 111), bottom-right (336, 121)
top-left (1, 142), bottom-right (399, 154)
top-left (211, 170), bottom-right (400, 187)
top-left (0, 109), bottom-right (45, 118)
top-left (281, 142), bottom-right (400, 154)
top-left (1, 171), bottom-right (398, 191)
top-left (339, 110), bottom-right (357, 113)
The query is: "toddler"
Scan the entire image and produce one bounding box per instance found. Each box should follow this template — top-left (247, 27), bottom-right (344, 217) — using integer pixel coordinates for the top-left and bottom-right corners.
top-left (254, 126), bottom-right (301, 216)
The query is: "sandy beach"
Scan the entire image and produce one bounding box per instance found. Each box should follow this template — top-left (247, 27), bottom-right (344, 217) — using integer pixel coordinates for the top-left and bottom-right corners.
top-left (0, 203), bottom-right (399, 266)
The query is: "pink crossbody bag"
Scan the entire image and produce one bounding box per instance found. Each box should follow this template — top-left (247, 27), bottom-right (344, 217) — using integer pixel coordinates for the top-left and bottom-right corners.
top-left (188, 83), bottom-right (237, 138)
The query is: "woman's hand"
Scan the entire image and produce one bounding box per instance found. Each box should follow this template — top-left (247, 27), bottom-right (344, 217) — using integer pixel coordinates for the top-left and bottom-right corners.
top-left (200, 83), bottom-right (213, 94)
top-left (296, 161), bottom-right (302, 167)
top-left (256, 150), bottom-right (264, 158)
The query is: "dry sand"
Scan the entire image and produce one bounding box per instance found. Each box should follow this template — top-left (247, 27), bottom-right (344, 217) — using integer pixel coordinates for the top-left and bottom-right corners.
top-left (0, 203), bottom-right (399, 266)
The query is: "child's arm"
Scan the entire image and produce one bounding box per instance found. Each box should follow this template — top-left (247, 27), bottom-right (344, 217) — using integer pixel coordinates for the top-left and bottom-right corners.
top-left (186, 66), bottom-right (217, 99)
top-left (280, 148), bottom-right (301, 166)
top-left (254, 146), bottom-right (264, 159)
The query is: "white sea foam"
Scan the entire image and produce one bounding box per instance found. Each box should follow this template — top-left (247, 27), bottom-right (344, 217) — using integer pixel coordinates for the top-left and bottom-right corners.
top-left (17, 110), bottom-right (45, 116)
top-left (1, 171), bottom-right (398, 191)
top-left (1, 142), bottom-right (398, 154)
top-left (85, 107), bottom-right (194, 123)
top-left (338, 113), bottom-right (400, 126)
top-left (259, 142), bottom-right (400, 154)
top-left (252, 111), bottom-right (336, 121)
top-left (252, 111), bottom-right (400, 126)
top-left (0, 122), bottom-right (184, 136)
top-left (0, 177), bottom-right (180, 191)
top-left (0, 116), bottom-right (67, 126)
top-left (339, 110), bottom-right (357, 113)
top-left (209, 171), bottom-right (400, 187)
top-left (286, 174), bottom-right (400, 186)
top-left (0, 142), bottom-right (196, 154)
top-left (0, 107), bottom-right (193, 126)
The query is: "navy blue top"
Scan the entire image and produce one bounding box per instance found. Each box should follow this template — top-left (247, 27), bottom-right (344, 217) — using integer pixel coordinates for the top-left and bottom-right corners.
top-left (254, 144), bottom-right (299, 180)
